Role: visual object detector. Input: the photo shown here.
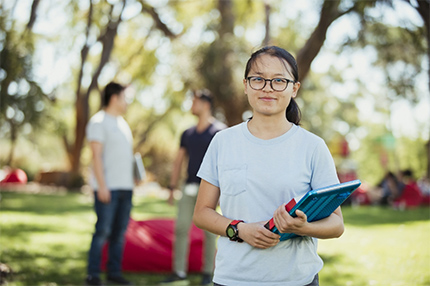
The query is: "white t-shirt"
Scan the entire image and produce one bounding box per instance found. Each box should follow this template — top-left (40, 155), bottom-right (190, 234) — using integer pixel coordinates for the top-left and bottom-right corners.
top-left (197, 122), bottom-right (339, 286)
top-left (86, 110), bottom-right (134, 190)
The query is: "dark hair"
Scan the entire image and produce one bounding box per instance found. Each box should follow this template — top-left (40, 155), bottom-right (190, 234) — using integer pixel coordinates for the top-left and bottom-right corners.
top-left (103, 82), bottom-right (125, 107)
top-left (194, 89), bottom-right (213, 107)
top-left (244, 46), bottom-right (301, 125)
top-left (401, 169), bottom-right (414, 179)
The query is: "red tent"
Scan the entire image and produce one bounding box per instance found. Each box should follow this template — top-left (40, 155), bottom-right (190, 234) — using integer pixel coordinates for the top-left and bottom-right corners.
top-left (0, 168), bottom-right (27, 184)
top-left (101, 218), bottom-right (205, 272)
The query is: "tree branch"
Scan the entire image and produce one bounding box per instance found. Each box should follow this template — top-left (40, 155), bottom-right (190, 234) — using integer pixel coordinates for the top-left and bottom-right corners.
top-left (296, 0), bottom-right (344, 81)
top-left (26, 0), bottom-right (41, 31)
top-left (76, 0), bottom-right (93, 100)
top-left (139, 1), bottom-right (178, 39)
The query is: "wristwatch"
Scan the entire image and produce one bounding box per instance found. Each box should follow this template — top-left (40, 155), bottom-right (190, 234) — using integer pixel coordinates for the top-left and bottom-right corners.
top-left (226, 220), bottom-right (244, 242)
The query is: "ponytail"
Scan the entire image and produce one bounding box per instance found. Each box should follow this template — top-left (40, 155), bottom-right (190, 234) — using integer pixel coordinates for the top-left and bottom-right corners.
top-left (286, 98), bottom-right (301, 125)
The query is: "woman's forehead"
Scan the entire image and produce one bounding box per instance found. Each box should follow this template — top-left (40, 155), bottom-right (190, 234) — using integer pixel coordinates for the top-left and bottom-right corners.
top-left (250, 54), bottom-right (293, 76)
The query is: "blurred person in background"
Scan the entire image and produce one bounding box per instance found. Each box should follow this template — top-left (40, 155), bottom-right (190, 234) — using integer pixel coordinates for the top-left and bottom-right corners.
top-left (417, 176), bottom-right (430, 205)
top-left (85, 82), bottom-right (134, 286)
top-left (377, 171), bottom-right (403, 206)
top-left (393, 169), bottom-right (423, 209)
top-left (162, 90), bottom-right (226, 286)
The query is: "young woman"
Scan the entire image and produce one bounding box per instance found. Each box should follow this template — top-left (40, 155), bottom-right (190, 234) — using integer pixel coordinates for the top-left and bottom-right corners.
top-left (193, 46), bottom-right (344, 286)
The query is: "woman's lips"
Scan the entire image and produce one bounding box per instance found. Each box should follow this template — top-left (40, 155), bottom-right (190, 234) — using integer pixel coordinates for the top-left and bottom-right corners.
top-left (259, 97), bottom-right (276, 102)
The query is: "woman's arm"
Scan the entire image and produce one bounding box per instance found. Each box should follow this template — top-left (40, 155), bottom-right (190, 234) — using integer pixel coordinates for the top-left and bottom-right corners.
top-left (193, 179), bottom-right (230, 236)
top-left (272, 206), bottom-right (344, 239)
top-left (193, 179), bottom-right (281, 249)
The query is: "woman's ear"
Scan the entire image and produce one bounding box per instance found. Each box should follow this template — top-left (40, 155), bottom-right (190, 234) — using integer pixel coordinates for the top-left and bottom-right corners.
top-left (243, 78), bottom-right (248, 95)
top-left (292, 81), bottom-right (301, 98)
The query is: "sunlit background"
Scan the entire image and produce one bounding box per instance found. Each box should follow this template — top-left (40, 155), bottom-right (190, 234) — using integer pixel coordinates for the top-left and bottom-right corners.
top-left (1, 0), bottom-right (429, 188)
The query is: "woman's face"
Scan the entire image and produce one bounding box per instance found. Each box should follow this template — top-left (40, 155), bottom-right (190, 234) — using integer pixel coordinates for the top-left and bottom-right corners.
top-left (243, 54), bottom-right (300, 119)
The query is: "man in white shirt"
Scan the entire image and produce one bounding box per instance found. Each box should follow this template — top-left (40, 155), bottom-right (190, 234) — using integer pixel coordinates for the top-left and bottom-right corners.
top-left (85, 82), bottom-right (134, 286)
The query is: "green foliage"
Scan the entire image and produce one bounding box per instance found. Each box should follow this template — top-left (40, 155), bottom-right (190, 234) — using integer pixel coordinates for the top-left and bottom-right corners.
top-left (349, 15), bottom-right (427, 103)
top-left (1, 0), bottom-right (428, 186)
top-left (0, 15), bottom-right (49, 160)
top-left (351, 122), bottom-right (428, 185)
top-left (1, 191), bottom-right (429, 285)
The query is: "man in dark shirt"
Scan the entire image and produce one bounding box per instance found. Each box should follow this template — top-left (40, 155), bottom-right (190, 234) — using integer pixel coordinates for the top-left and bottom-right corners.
top-left (163, 89), bottom-right (226, 286)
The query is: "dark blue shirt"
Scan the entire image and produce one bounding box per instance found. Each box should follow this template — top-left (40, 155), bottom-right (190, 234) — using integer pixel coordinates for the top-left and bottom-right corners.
top-left (180, 121), bottom-right (225, 184)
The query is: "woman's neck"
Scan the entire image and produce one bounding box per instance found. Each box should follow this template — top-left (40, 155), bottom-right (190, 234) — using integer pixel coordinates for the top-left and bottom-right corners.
top-left (247, 114), bottom-right (292, 140)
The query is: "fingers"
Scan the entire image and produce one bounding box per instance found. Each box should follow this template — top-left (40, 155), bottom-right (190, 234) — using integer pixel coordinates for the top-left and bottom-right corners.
top-left (241, 223), bottom-right (280, 249)
top-left (98, 191), bottom-right (111, 204)
top-left (295, 209), bottom-right (307, 221)
top-left (272, 207), bottom-right (308, 234)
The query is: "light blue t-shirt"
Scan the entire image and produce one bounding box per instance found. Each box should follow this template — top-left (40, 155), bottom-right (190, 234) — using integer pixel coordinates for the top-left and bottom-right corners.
top-left (86, 110), bottom-right (134, 190)
top-left (197, 122), bottom-right (339, 286)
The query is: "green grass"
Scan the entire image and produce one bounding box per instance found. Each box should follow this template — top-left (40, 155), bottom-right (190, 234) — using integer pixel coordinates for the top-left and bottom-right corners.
top-left (1, 191), bottom-right (429, 286)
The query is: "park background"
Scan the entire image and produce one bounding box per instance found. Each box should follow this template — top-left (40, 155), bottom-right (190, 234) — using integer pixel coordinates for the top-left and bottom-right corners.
top-left (1, 0), bottom-right (430, 285)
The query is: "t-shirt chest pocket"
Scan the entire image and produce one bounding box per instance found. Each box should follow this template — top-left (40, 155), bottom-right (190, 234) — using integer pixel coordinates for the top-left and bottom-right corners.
top-left (219, 164), bottom-right (247, 196)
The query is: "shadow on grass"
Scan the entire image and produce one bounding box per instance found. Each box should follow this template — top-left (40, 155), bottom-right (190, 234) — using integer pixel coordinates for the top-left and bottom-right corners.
top-left (341, 205), bottom-right (430, 226)
top-left (132, 197), bottom-right (176, 218)
top-left (319, 253), bottom-right (368, 285)
top-left (1, 223), bottom-right (58, 243)
top-left (2, 247), bottom-right (88, 286)
top-left (1, 192), bottom-right (176, 219)
top-left (1, 192), bottom-right (92, 215)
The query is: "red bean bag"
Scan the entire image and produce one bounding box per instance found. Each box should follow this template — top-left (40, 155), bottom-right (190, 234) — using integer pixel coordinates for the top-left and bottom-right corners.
top-left (101, 218), bottom-right (204, 272)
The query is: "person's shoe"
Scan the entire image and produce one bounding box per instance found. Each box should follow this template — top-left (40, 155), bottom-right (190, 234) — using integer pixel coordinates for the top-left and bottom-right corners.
top-left (106, 275), bottom-right (133, 285)
top-left (201, 273), bottom-right (212, 286)
top-left (85, 275), bottom-right (104, 286)
top-left (159, 273), bottom-right (190, 285)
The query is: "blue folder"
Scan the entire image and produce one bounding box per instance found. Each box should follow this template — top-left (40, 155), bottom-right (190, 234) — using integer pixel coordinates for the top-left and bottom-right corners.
top-left (264, 180), bottom-right (361, 241)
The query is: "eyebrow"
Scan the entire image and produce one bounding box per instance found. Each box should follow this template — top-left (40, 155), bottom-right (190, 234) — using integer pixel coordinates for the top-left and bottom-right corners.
top-left (252, 71), bottom-right (287, 77)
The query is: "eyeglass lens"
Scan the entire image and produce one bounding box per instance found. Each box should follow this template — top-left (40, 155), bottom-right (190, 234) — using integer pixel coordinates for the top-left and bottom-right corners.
top-left (248, 77), bottom-right (290, 91)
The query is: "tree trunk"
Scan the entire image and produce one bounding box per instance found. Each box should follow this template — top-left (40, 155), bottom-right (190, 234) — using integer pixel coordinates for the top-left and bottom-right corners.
top-left (296, 0), bottom-right (343, 81)
top-left (215, 0), bottom-right (246, 126)
top-left (263, 2), bottom-right (271, 46)
top-left (406, 0), bottom-right (430, 177)
top-left (69, 1), bottom-right (124, 174)
top-left (71, 95), bottom-right (89, 173)
top-left (6, 121), bottom-right (16, 167)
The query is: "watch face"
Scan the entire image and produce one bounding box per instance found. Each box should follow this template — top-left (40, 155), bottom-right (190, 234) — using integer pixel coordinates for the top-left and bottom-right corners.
top-left (227, 226), bottom-right (236, 238)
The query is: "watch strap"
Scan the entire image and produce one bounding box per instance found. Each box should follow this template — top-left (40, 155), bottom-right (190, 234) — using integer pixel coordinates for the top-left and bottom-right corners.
top-left (227, 220), bottom-right (244, 242)
top-left (230, 220), bottom-right (244, 226)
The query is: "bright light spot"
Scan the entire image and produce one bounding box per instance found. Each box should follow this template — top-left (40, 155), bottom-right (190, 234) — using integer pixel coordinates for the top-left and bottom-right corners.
top-left (6, 107), bottom-right (15, 119)
top-left (7, 81), bottom-right (18, 95)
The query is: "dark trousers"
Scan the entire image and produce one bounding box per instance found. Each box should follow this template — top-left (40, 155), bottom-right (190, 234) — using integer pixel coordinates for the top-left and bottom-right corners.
top-left (87, 190), bottom-right (132, 278)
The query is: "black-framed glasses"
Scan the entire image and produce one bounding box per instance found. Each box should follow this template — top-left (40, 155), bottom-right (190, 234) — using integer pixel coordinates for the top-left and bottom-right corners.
top-left (246, 76), bottom-right (295, 92)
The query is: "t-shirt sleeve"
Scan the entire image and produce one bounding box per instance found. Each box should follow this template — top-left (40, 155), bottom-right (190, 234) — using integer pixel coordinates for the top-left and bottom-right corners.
top-left (179, 130), bottom-right (186, 148)
top-left (197, 133), bottom-right (220, 187)
top-left (310, 138), bottom-right (339, 189)
top-left (86, 120), bottom-right (105, 143)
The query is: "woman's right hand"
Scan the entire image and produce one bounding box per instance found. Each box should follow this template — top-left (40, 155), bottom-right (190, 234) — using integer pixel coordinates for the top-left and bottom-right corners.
top-left (238, 222), bottom-right (280, 249)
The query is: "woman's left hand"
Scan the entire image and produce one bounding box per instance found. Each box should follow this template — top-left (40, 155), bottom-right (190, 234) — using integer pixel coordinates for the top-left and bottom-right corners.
top-left (272, 204), bottom-right (308, 235)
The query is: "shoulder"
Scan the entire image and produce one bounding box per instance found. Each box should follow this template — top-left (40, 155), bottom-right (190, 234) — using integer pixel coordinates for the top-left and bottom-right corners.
top-left (88, 110), bottom-right (106, 124)
top-left (212, 122), bottom-right (244, 140)
top-left (294, 126), bottom-right (326, 146)
top-left (211, 120), bottom-right (228, 131)
top-left (182, 125), bottom-right (197, 136)
top-left (87, 111), bottom-right (107, 130)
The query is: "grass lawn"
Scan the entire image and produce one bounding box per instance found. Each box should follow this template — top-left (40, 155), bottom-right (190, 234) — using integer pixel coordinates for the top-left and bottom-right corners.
top-left (1, 190), bottom-right (429, 286)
